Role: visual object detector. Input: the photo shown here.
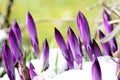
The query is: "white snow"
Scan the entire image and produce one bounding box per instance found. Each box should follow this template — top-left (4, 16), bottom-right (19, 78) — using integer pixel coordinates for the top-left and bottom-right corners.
top-left (52, 56), bottom-right (118, 80)
top-left (0, 48), bottom-right (118, 80)
top-left (0, 30), bottom-right (7, 41)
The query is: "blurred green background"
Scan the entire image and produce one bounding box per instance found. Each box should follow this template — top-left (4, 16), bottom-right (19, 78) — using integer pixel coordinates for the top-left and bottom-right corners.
top-left (0, 0), bottom-right (110, 50)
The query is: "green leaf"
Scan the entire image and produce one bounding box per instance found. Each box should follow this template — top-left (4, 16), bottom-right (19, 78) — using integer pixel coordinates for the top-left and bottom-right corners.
top-left (41, 60), bottom-right (49, 72)
top-left (84, 51), bottom-right (89, 61)
top-left (0, 69), bottom-right (6, 77)
top-left (54, 52), bottom-right (58, 74)
top-left (116, 68), bottom-right (120, 77)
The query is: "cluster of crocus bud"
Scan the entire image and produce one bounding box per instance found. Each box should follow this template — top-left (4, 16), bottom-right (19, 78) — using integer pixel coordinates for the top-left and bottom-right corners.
top-left (2, 12), bottom-right (50, 80)
top-left (54, 9), bottom-right (118, 80)
top-left (1, 9), bottom-right (119, 80)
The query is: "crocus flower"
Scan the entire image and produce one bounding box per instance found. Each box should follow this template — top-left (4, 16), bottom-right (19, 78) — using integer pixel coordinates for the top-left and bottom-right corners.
top-left (12, 20), bottom-right (22, 45)
top-left (92, 58), bottom-right (102, 80)
top-left (67, 26), bottom-right (82, 65)
top-left (77, 11), bottom-right (93, 61)
top-left (2, 41), bottom-right (15, 80)
top-left (103, 10), bottom-right (118, 52)
top-left (98, 30), bottom-right (113, 56)
top-left (76, 11), bottom-right (91, 45)
top-left (26, 11), bottom-right (39, 57)
top-left (54, 27), bottom-right (69, 59)
top-left (66, 42), bottom-right (74, 69)
top-left (29, 62), bottom-right (37, 80)
top-left (92, 39), bottom-right (102, 57)
top-left (42, 39), bottom-right (49, 69)
top-left (9, 28), bottom-right (23, 63)
top-left (54, 27), bottom-right (73, 69)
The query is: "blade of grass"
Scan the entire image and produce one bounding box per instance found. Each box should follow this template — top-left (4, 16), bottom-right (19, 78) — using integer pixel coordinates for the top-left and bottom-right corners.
top-left (54, 52), bottom-right (58, 74)
top-left (100, 24), bottom-right (120, 43)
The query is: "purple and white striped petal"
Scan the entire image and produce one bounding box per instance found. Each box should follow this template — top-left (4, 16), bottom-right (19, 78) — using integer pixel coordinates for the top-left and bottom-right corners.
top-left (9, 28), bottom-right (23, 63)
top-left (26, 11), bottom-right (40, 57)
top-left (67, 27), bottom-right (82, 65)
top-left (76, 11), bottom-right (91, 45)
top-left (98, 30), bottom-right (112, 56)
top-left (103, 10), bottom-right (118, 52)
top-left (66, 42), bottom-right (74, 69)
top-left (92, 58), bottom-right (102, 80)
top-left (12, 20), bottom-right (22, 45)
top-left (2, 41), bottom-right (15, 80)
top-left (77, 11), bottom-right (93, 61)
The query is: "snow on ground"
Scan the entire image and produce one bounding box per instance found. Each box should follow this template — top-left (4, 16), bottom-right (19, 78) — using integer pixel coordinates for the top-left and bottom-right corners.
top-left (0, 48), bottom-right (118, 80)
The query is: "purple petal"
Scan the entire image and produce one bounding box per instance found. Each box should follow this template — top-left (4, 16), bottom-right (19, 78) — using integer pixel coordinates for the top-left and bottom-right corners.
top-left (67, 27), bottom-right (82, 64)
top-left (42, 39), bottom-right (49, 69)
top-left (76, 11), bottom-right (91, 45)
top-left (77, 37), bottom-right (84, 56)
top-left (26, 11), bottom-right (39, 57)
top-left (2, 41), bottom-right (15, 80)
top-left (76, 11), bottom-right (93, 61)
top-left (103, 10), bottom-right (113, 34)
top-left (92, 39), bottom-right (102, 57)
top-left (30, 62), bottom-right (35, 69)
top-left (103, 10), bottom-right (118, 52)
top-left (9, 28), bottom-right (23, 63)
top-left (92, 58), bottom-right (102, 80)
top-left (54, 27), bottom-right (73, 69)
top-left (66, 42), bottom-right (74, 69)
top-left (12, 20), bottom-right (22, 45)
top-left (29, 62), bottom-right (37, 80)
top-left (85, 41), bottom-right (93, 61)
top-left (98, 30), bottom-right (112, 56)
top-left (54, 27), bottom-right (69, 59)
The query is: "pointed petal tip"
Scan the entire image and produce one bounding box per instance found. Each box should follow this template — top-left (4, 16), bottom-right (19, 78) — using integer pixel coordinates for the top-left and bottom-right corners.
top-left (42, 39), bottom-right (49, 69)
top-left (26, 11), bottom-right (33, 24)
top-left (92, 58), bottom-right (102, 80)
top-left (98, 29), bottom-right (105, 39)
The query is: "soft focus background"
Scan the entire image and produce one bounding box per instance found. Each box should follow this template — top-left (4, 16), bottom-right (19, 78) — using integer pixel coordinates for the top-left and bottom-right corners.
top-left (0, 0), bottom-right (105, 49)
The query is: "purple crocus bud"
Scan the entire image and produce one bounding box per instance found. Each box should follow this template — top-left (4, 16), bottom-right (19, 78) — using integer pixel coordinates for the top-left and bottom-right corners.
top-left (12, 20), bottom-right (22, 45)
top-left (54, 27), bottom-right (69, 60)
top-left (76, 11), bottom-right (91, 45)
top-left (66, 42), bottom-right (74, 69)
top-left (98, 30), bottom-right (112, 56)
top-left (26, 11), bottom-right (39, 57)
top-left (9, 28), bottom-right (23, 63)
top-left (42, 39), bottom-right (49, 69)
top-left (85, 41), bottom-right (93, 61)
top-left (29, 62), bottom-right (37, 80)
top-left (67, 27), bottom-right (82, 65)
top-left (92, 58), bottom-right (102, 80)
top-left (103, 10), bottom-right (118, 52)
top-left (116, 59), bottom-right (120, 80)
top-left (92, 39), bottom-right (102, 57)
top-left (77, 11), bottom-right (93, 61)
top-left (54, 27), bottom-right (73, 69)
top-left (2, 41), bottom-right (15, 80)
